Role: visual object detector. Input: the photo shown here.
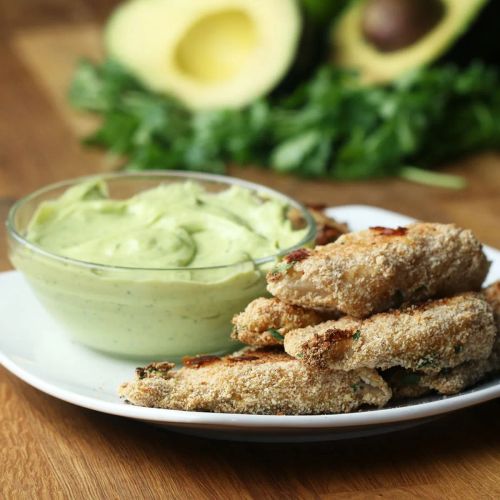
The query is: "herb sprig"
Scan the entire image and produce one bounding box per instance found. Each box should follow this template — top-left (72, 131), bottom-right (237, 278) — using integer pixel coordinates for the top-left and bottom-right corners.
top-left (267, 328), bottom-right (285, 342)
top-left (69, 60), bottom-right (500, 187)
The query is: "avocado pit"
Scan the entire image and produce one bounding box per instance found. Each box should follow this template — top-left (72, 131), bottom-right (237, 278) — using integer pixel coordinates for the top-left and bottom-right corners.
top-left (361, 0), bottom-right (445, 53)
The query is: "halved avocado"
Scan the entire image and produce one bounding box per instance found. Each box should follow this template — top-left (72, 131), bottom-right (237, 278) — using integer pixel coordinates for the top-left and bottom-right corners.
top-left (331, 0), bottom-right (488, 84)
top-left (105, 0), bottom-right (302, 110)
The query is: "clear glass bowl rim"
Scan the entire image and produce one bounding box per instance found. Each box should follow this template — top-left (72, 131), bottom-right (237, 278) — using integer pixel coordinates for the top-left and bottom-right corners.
top-left (6, 170), bottom-right (317, 272)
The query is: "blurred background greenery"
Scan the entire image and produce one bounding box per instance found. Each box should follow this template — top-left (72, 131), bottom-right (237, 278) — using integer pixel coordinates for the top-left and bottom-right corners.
top-left (64, 0), bottom-right (500, 187)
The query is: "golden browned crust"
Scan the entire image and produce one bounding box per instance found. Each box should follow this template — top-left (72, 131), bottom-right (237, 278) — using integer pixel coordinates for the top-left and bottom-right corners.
top-left (231, 297), bottom-right (327, 346)
top-left (119, 347), bottom-right (391, 415)
top-left (267, 223), bottom-right (490, 318)
top-left (356, 282), bottom-right (500, 400)
top-left (284, 293), bottom-right (496, 374)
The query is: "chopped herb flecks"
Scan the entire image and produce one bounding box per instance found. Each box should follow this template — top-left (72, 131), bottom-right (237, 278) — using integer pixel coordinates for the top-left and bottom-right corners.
top-left (416, 355), bottom-right (437, 369)
top-left (268, 328), bottom-right (285, 342)
top-left (352, 330), bottom-right (361, 341)
top-left (269, 261), bottom-right (294, 276)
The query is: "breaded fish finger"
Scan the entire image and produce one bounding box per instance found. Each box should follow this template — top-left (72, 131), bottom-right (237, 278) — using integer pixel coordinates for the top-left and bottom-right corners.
top-left (284, 293), bottom-right (496, 374)
top-left (380, 281), bottom-right (500, 399)
top-left (267, 223), bottom-right (490, 318)
top-left (231, 297), bottom-right (326, 346)
top-left (119, 347), bottom-right (391, 415)
top-left (386, 348), bottom-right (500, 399)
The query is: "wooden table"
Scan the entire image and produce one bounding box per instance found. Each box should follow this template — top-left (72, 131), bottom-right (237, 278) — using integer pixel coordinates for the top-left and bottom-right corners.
top-left (1, 2), bottom-right (500, 497)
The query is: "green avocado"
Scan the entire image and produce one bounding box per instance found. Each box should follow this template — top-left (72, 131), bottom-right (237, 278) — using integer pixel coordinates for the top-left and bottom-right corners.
top-left (331, 0), bottom-right (489, 84)
top-left (105, 0), bottom-right (303, 110)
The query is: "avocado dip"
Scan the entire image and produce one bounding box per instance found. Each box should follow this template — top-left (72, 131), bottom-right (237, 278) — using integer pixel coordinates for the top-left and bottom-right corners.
top-left (13, 178), bottom-right (311, 359)
top-left (26, 179), bottom-right (306, 268)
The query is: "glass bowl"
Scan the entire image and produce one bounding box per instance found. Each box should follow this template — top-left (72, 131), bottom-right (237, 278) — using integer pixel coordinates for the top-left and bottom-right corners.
top-left (7, 171), bottom-right (316, 360)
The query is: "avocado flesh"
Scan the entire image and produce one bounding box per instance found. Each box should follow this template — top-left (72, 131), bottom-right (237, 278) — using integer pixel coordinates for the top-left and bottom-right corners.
top-left (174, 10), bottom-right (257, 84)
top-left (331, 0), bottom-right (488, 84)
top-left (105, 0), bottom-right (301, 110)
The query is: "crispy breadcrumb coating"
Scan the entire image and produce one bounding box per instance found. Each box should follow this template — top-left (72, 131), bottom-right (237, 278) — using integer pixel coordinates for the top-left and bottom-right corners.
top-left (388, 281), bottom-right (500, 398)
top-left (231, 297), bottom-right (327, 346)
top-left (267, 223), bottom-right (490, 318)
top-left (284, 293), bottom-right (496, 374)
top-left (119, 347), bottom-right (391, 415)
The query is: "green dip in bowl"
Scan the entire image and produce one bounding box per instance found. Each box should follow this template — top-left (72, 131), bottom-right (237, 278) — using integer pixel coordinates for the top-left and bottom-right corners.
top-left (7, 172), bottom-right (315, 359)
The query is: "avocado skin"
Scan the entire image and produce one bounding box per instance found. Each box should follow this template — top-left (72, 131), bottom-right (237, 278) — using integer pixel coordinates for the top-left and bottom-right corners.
top-left (444, 1), bottom-right (500, 66)
top-left (331, 0), bottom-right (498, 85)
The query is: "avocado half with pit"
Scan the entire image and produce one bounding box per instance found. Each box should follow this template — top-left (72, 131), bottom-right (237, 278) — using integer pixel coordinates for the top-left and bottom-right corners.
top-left (331, 0), bottom-right (488, 84)
top-left (105, 0), bottom-right (302, 110)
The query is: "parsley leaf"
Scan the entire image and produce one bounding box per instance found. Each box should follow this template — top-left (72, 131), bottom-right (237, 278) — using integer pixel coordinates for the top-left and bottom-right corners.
top-left (267, 328), bottom-right (285, 342)
top-left (269, 261), bottom-right (294, 276)
top-left (69, 59), bottom-right (500, 186)
top-left (416, 355), bottom-right (437, 369)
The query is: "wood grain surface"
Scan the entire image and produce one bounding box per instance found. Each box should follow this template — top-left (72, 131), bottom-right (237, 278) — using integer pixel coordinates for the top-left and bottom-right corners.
top-left (1, 1), bottom-right (500, 498)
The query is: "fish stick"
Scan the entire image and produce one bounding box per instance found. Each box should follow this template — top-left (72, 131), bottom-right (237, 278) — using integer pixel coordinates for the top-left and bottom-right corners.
top-left (387, 349), bottom-right (500, 399)
top-left (267, 223), bottom-right (490, 318)
top-left (385, 334), bottom-right (499, 399)
top-left (388, 281), bottom-right (500, 398)
top-left (231, 297), bottom-right (327, 346)
top-left (119, 347), bottom-right (391, 415)
top-left (284, 293), bottom-right (496, 374)
top-left (386, 332), bottom-right (499, 399)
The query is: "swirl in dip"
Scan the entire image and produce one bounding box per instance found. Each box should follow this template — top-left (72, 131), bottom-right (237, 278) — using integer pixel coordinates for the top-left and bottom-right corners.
top-left (26, 180), bottom-right (306, 268)
top-left (14, 178), bottom-right (310, 358)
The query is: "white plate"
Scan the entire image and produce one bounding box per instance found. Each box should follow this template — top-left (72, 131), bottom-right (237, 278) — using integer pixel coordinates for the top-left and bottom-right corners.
top-left (1, 205), bottom-right (499, 443)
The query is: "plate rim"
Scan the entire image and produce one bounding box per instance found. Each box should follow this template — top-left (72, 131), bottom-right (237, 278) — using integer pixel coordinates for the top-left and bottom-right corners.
top-left (2, 343), bottom-right (500, 429)
top-left (1, 203), bottom-right (499, 430)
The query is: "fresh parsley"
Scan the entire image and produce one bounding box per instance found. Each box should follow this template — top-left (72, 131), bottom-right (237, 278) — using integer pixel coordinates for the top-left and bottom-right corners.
top-left (269, 261), bottom-right (294, 276)
top-left (69, 59), bottom-right (500, 187)
top-left (416, 355), bottom-right (437, 369)
top-left (267, 328), bottom-right (285, 342)
top-left (352, 330), bottom-right (361, 341)
top-left (351, 382), bottom-right (363, 392)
